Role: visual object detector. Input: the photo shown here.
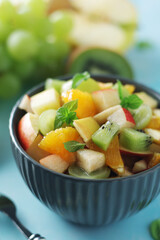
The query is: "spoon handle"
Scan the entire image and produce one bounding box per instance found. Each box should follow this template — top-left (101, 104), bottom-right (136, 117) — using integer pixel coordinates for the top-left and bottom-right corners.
top-left (28, 234), bottom-right (46, 240)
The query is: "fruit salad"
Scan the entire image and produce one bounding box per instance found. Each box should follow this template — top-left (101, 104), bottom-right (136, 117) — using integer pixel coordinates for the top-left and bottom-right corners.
top-left (18, 72), bottom-right (160, 179)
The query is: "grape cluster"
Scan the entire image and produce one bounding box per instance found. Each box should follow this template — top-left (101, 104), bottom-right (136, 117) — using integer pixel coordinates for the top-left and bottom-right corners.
top-left (0, 0), bottom-right (72, 99)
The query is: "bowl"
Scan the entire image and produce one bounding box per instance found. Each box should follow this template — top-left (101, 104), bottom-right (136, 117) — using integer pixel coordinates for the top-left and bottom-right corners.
top-left (9, 75), bottom-right (160, 226)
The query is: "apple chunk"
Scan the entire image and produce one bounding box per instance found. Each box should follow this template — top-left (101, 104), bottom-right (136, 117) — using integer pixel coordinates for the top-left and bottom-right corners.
top-left (77, 149), bottom-right (105, 173)
top-left (108, 107), bottom-right (135, 129)
top-left (31, 89), bottom-right (60, 115)
top-left (19, 94), bottom-right (33, 113)
top-left (92, 89), bottom-right (120, 112)
top-left (18, 113), bottom-right (39, 150)
top-left (135, 92), bottom-right (158, 109)
top-left (132, 160), bottom-right (147, 173)
top-left (144, 128), bottom-right (160, 145)
top-left (40, 155), bottom-right (69, 173)
top-left (73, 117), bottom-right (100, 143)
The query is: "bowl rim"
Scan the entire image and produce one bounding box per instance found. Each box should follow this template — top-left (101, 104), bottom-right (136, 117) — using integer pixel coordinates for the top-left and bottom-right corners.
top-left (9, 74), bottom-right (160, 183)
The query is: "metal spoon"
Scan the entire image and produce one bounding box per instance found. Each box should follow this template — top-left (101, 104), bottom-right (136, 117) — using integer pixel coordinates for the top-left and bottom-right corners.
top-left (0, 194), bottom-right (45, 240)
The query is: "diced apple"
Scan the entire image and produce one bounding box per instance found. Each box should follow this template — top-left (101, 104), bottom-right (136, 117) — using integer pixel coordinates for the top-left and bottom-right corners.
top-left (26, 134), bottom-right (49, 161)
top-left (19, 94), bottom-right (33, 113)
top-left (92, 89), bottom-right (120, 112)
top-left (98, 82), bottom-right (113, 90)
top-left (76, 149), bottom-right (105, 173)
top-left (132, 160), bottom-right (147, 173)
top-left (18, 113), bottom-right (39, 150)
top-left (73, 117), bottom-right (100, 143)
top-left (144, 128), bottom-right (160, 145)
top-left (40, 155), bottom-right (69, 173)
top-left (135, 92), bottom-right (158, 109)
top-left (31, 89), bottom-right (60, 115)
top-left (153, 109), bottom-right (160, 117)
top-left (94, 105), bottom-right (121, 125)
top-left (108, 107), bottom-right (135, 129)
top-left (120, 146), bottom-right (153, 158)
top-left (148, 153), bottom-right (160, 168)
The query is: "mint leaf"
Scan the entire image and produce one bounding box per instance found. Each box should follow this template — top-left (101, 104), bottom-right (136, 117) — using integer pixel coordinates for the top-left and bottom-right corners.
top-left (64, 141), bottom-right (85, 152)
top-left (63, 99), bottom-right (78, 112)
top-left (72, 71), bottom-right (90, 89)
top-left (127, 95), bottom-right (143, 109)
top-left (149, 219), bottom-right (160, 240)
top-left (117, 80), bottom-right (123, 100)
top-left (66, 111), bottom-right (78, 126)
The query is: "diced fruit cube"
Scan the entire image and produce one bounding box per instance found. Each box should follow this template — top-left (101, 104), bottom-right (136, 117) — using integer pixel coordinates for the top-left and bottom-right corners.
top-left (148, 153), bottom-right (160, 168)
top-left (18, 113), bottom-right (39, 150)
top-left (39, 109), bottom-right (57, 135)
top-left (40, 154), bottom-right (69, 173)
top-left (146, 116), bottom-right (160, 130)
top-left (94, 105), bottom-right (121, 125)
top-left (105, 136), bottom-right (124, 175)
top-left (61, 80), bottom-right (72, 93)
top-left (108, 107), bottom-right (135, 129)
top-left (132, 160), bottom-right (147, 173)
top-left (92, 121), bottom-right (119, 151)
top-left (19, 94), bottom-right (33, 113)
top-left (76, 149), bottom-right (105, 173)
top-left (144, 128), bottom-right (160, 145)
top-left (26, 134), bottom-right (49, 161)
top-left (92, 89), bottom-right (120, 112)
top-left (62, 89), bottom-right (97, 118)
top-left (135, 92), bottom-right (158, 109)
top-left (150, 143), bottom-right (160, 153)
top-left (38, 127), bottom-right (79, 164)
top-left (31, 89), bottom-right (60, 115)
top-left (73, 117), bottom-right (100, 143)
top-left (76, 78), bottom-right (100, 93)
top-left (124, 84), bottom-right (135, 94)
top-left (119, 146), bottom-right (152, 158)
top-left (153, 109), bottom-right (160, 117)
top-left (98, 82), bottom-right (113, 90)
top-left (45, 78), bottom-right (65, 93)
top-left (120, 128), bottom-right (153, 152)
top-left (121, 167), bottom-right (133, 177)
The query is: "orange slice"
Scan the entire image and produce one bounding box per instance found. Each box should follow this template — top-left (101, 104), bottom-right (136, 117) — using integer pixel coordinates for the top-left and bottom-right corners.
top-left (147, 116), bottom-right (160, 130)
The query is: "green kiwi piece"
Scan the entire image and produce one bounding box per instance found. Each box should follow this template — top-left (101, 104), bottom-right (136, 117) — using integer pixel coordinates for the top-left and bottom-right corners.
top-left (92, 121), bottom-right (119, 151)
top-left (129, 104), bottom-right (152, 130)
top-left (45, 78), bottom-right (65, 93)
top-left (69, 48), bottom-right (133, 79)
top-left (120, 128), bottom-right (153, 152)
top-left (68, 165), bottom-right (111, 179)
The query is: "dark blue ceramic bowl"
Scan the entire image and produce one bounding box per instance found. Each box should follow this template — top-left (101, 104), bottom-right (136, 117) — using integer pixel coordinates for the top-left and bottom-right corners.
top-left (9, 75), bottom-right (160, 226)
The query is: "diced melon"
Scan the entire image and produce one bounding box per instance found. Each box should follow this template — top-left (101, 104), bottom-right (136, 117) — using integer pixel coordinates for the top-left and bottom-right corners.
top-left (135, 92), bottom-right (158, 109)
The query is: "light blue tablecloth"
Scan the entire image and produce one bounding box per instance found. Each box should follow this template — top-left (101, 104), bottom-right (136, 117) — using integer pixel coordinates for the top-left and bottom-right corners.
top-left (1, 1), bottom-right (160, 239)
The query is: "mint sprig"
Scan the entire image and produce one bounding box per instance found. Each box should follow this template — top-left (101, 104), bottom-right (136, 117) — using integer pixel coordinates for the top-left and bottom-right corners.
top-left (117, 80), bottom-right (143, 109)
top-left (64, 141), bottom-right (85, 152)
top-left (72, 71), bottom-right (90, 89)
top-left (54, 100), bottom-right (78, 129)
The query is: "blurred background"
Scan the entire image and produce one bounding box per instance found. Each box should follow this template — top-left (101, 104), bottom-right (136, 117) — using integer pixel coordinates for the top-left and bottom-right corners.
top-left (0, 0), bottom-right (159, 101)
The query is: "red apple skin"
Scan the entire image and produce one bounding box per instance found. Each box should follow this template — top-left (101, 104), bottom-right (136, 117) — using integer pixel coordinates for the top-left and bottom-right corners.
top-left (123, 108), bottom-right (135, 124)
top-left (120, 147), bottom-right (153, 158)
top-left (18, 113), bottom-right (38, 150)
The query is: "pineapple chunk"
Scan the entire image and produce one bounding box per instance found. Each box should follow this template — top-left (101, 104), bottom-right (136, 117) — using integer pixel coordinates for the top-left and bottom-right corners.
top-left (144, 128), bottom-right (160, 145)
top-left (132, 160), bottom-right (147, 173)
top-left (40, 155), bottom-right (69, 173)
top-left (73, 117), bottom-right (100, 143)
top-left (124, 84), bottom-right (135, 94)
top-left (148, 153), bottom-right (160, 168)
top-left (135, 92), bottom-right (158, 109)
top-left (77, 149), bottom-right (105, 173)
top-left (147, 116), bottom-right (160, 130)
top-left (153, 109), bottom-right (160, 117)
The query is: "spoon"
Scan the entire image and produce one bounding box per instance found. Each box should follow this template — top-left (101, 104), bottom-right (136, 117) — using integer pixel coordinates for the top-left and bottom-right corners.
top-left (0, 194), bottom-right (45, 240)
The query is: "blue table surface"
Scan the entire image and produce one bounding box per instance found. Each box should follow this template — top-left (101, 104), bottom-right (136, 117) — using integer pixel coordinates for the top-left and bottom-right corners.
top-left (1, 1), bottom-right (160, 240)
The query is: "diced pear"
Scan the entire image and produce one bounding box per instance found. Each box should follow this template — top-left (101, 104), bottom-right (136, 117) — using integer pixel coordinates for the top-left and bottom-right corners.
top-left (19, 94), bottom-right (33, 113)
top-left (73, 117), bottom-right (100, 142)
top-left (135, 92), bottom-right (158, 109)
top-left (94, 105), bottom-right (121, 125)
top-left (144, 128), bottom-right (160, 145)
top-left (153, 109), bottom-right (160, 117)
top-left (31, 89), bottom-right (60, 115)
top-left (132, 160), bottom-right (147, 173)
top-left (40, 154), bottom-right (69, 173)
top-left (76, 149), bottom-right (105, 173)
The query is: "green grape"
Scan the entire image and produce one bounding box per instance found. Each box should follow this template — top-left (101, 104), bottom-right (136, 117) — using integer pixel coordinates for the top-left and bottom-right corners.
top-left (0, 0), bottom-right (16, 23)
top-left (52, 39), bottom-right (71, 59)
top-left (0, 73), bottom-right (21, 99)
top-left (49, 10), bottom-right (73, 39)
top-left (31, 18), bottom-right (53, 39)
top-left (13, 60), bottom-right (35, 81)
top-left (7, 30), bottom-right (38, 61)
top-left (26, 0), bottom-right (46, 18)
top-left (13, 9), bottom-right (35, 31)
top-left (0, 45), bottom-right (12, 72)
top-left (0, 20), bottom-right (11, 42)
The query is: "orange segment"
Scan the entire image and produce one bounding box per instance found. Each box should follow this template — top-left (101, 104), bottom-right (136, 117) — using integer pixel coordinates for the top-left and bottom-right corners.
top-left (124, 84), bottom-right (135, 94)
top-left (105, 136), bottom-right (124, 175)
top-left (62, 89), bottom-right (97, 118)
top-left (147, 116), bottom-right (160, 130)
top-left (38, 127), bottom-right (79, 164)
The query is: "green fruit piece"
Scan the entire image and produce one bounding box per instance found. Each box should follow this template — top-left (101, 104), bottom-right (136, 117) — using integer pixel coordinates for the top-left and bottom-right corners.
top-left (77, 78), bottom-right (100, 93)
top-left (120, 128), bottom-right (153, 152)
top-left (39, 109), bottom-right (57, 135)
top-left (92, 121), bottom-right (119, 151)
top-left (68, 165), bottom-right (111, 179)
top-left (45, 78), bottom-right (65, 93)
top-left (113, 82), bottom-right (130, 98)
top-left (150, 219), bottom-right (160, 240)
top-left (0, 45), bottom-right (12, 72)
top-left (69, 48), bottom-right (133, 79)
top-left (130, 104), bottom-right (152, 129)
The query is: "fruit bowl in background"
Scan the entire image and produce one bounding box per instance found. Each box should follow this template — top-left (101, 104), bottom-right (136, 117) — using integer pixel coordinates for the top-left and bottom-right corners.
top-left (9, 75), bottom-right (160, 226)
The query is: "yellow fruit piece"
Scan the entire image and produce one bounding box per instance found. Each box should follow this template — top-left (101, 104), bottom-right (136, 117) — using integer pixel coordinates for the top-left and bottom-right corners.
top-left (124, 84), bottom-right (135, 94)
top-left (39, 127), bottom-right (79, 164)
top-left (98, 82), bottom-right (113, 90)
top-left (147, 116), bottom-right (160, 130)
top-left (148, 153), bottom-right (160, 168)
top-left (105, 136), bottom-right (124, 175)
top-left (62, 89), bottom-right (97, 118)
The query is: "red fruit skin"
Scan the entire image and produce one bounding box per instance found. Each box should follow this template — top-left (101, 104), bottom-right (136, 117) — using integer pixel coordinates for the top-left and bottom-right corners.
top-left (18, 117), bottom-right (30, 150)
top-left (123, 108), bottom-right (135, 124)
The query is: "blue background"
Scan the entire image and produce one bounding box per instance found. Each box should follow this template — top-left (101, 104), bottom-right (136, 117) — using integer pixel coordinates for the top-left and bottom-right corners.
top-left (1, 0), bottom-right (160, 239)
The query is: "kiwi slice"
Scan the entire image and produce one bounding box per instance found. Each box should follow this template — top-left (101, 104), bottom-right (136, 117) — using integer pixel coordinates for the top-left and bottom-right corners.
top-left (120, 128), bottom-right (153, 152)
top-left (45, 78), bottom-right (65, 93)
top-left (129, 104), bottom-right (152, 130)
top-left (69, 48), bottom-right (133, 79)
top-left (68, 165), bottom-right (111, 179)
top-left (92, 121), bottom-right (119, 151)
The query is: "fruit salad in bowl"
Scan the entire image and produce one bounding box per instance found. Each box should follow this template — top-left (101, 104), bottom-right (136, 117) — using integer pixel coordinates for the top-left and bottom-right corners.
top-left (17, 72), bottom-right (160, 179)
